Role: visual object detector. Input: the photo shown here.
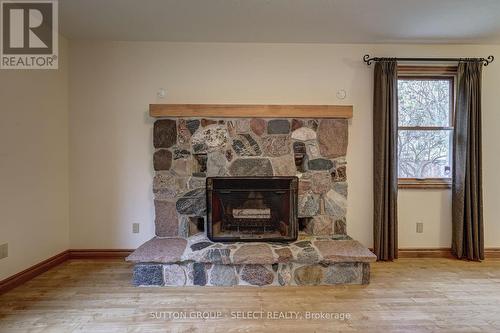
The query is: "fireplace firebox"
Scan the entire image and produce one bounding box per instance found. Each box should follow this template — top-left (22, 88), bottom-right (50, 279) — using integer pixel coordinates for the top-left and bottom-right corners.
top-left (206, 177), bottom-right (298, 242)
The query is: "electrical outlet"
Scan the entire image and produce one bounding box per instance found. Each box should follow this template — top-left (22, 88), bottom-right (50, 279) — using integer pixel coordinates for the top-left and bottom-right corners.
top-left (0, 243), bottom-right (8, 259)
top-left (416, 222), bottom-right (424, 233)
top-left (132, 223), bottom-right (140, 234)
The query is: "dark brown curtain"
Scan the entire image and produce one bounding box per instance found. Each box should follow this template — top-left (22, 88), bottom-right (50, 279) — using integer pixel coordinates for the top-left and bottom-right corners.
top-left (373, 60), bottom-right (398, 261)
top-left (452, 61), bottom-right (484, 261)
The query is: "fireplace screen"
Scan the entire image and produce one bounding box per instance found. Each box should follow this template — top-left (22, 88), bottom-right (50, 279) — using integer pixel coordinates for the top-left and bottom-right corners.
top-left (206, 177), bottom-right (298, 242)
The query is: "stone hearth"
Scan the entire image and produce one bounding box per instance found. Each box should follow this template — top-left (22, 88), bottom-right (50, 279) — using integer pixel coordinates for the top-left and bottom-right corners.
top-left (127, 115), bottom-right (377, 286)
top-left (127, 234), bottom-right (376, 286)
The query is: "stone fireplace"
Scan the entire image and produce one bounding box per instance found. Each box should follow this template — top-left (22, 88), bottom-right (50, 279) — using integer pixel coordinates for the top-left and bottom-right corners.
top-left (150, 117), bottom-right (350, 238)
top-left (126, 110), bottom-right (376, 286)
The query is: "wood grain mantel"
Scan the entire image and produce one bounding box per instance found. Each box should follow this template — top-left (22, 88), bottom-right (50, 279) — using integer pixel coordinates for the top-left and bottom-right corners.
top-left (149, 104), bottom-right (353, 119)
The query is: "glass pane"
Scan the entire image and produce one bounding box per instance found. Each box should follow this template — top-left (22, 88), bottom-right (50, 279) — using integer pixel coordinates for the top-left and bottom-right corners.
top-left (398, 79), bottom-right (451, 127)
top-left (398, 130), bottom-right (452, 178)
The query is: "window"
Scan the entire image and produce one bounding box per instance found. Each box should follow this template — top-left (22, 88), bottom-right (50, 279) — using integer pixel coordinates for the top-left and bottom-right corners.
top-left (397, 68), bottom-right (455, 188)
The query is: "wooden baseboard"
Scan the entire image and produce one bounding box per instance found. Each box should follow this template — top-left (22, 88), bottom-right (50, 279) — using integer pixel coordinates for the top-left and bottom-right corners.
top-left (0, 250), bottom-right (70, 295)
top-left (68, 249), bottom-right (133, 259)
top-left (398, 248), bottom-right (454, 258)
top-left (485, 248), bottom-right (500, 259)
top-left (0, 249), bottom-right (132, 295)
top-left (398, 248), bottom-right (500, 259)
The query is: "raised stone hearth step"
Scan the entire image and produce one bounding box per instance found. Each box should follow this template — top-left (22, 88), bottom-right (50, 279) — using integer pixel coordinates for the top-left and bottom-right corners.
top-left (126, 234), bottom-right (376, 265)
top-left (127, 234), bottom-right (375, 286)
top-left (132, 261), bottom-right (370, 287)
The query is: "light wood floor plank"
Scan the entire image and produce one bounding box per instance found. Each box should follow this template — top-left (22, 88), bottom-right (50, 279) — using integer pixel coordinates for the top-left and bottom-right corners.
top-left (1, 259), bottom-right (500, 332)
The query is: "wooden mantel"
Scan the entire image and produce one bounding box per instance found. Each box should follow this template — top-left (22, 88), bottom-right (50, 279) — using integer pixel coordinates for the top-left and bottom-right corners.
top-left (149, 104), bottom-right (353, 119)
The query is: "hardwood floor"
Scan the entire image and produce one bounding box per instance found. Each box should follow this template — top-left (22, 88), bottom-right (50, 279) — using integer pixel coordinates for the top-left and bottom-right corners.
top-left (1, 259), bottom-right (500, 332)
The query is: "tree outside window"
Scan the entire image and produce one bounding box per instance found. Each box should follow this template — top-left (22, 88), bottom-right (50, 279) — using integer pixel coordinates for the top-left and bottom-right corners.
top-left (397, 75), bottom-right (454, 187)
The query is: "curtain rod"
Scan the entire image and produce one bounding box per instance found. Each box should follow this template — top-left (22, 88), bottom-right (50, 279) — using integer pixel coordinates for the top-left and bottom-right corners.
top-left (363, 54), bottom-right (494, 66)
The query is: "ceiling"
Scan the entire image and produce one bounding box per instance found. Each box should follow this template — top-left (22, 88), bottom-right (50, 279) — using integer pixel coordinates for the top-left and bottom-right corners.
top-left (59, 0), bottom-right (500, 44)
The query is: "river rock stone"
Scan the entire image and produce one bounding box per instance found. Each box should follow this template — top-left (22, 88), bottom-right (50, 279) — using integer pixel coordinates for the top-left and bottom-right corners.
top-left (232, 134), bottom-right (261, 156)
top-left (233, 244), bottom-right (274, 264)
top-left (291, 127), bottom-right (317, 141)
top-left (154, 200), bottom-right (179, 237)
top-left (298, 193), bottom-right (320, 217)
top-left (332, 165), bottom-right (347, 182)
top-left (173, 148), bottom-right (191, 160)
top-left (362, 263), bottom-right (370, 284)
top-left (271, 155), bottom-right (296, 176)
top-left (225, 149), bottom-right (233, 162)
top-left (278, 264), bottom-right (292, 286)
top-left (324, 263), bottom-right (362, 284)
top-left (250, 118), bottom-right (266, 136)
top-left (178, 215), bottom-right (190, 238)
top-left (176, 188), bottom-right (206, 216)
top-left (191, 125), bottom-right (228, 153)
top-left (188, 176), bottom-right (205, 189)
top-left (133, 264), bottom-right (164, 286)
top-left (293, 142), bottom-right (306, 170)
top-left (191, 241), bottom-right (212, 251)
top-left (207, 151), bottom-right (228, 176)
top-left (294, 265), bottom-right (324, 285)
top-left (171, 158), bottom-right (192, 176)
top-left (192, 142), bottom-right (208, 154)
top-left (324, 189), bottom-right (347, 219)
top-left (267, 119), bottom-right (290, 134)
top-left (275, 248), bottom-right (293, 263)
top-left (235, 119), bottom-right (250, 133)
top-left (193, 263), bottom-right (207, 286)
top-left (229, 158), bottom-right (273, 176)
top-left (126, 238), bottom-right (187, 263)
top-left (201, 119), bottom-right (217, 127)
top-left (177, 119), bottom-right (192, 144)
top-left (305, 119), bottom-right (319, 131)
top-left (227, 121), bottom-right (237, 137)
top-left (317, 119), bottom-right (348, 158)
top-left (186, 119), bottom-right (200, 134)
top-left (307, 158), bottom-right (334, 171)
top-left (305, 215), bottom-right (333, 236)
top-left (334, 218), bottom-right (347, 235)
top-left (333, 182), bottom-right (348, 197)
top-left (306, 141), bottom-right (322, 159)
top-left (240, 265), bottom-right (274, 286)
top-left (311, 172), bottom-right (332, 194)
top-left (296, 246), bottom-right (320, 263)
top-left (164, 264), bottom-right (187, 286)
top-left (154, 119), bottom-right (177, 148)
top-left (153, 149), bottom-right (172, 171)
top-left (298, 178), bottom-right (311, 194)
top-left (210, 265), bottom-right (237, 286)
top-left (193, 154), bottom-right (207, 174)
top-left (291, 119), bottom-right (303, 131)
top-left (262, 135), bottom-right (291, 157)
top-left (200, 248), bottom-right (231, 264)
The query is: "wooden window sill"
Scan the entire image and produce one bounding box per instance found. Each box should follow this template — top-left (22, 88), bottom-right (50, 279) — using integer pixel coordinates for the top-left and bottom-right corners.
top-left (398, 179), bottom-right (452, 189)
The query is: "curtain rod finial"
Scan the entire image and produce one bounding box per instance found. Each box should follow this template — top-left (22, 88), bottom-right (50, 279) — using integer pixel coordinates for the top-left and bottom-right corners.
top-left (484, 55), bottom-right (494, 66)
top-left (363, 54), bottom-right (373, 65)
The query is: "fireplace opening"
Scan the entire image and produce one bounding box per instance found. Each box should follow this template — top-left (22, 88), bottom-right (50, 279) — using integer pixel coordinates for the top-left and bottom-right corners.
top-left (206, 177), bottom-right (298, 242)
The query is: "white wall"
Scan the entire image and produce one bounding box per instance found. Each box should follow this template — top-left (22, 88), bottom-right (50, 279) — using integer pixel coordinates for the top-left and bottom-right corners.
top-left (398, 190), bottom-right (452, 248)
top-left (0, 38), bottom-right (69, 280)
top-left (68, 41), bottom-right (500, 250)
